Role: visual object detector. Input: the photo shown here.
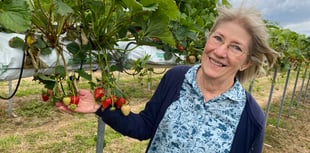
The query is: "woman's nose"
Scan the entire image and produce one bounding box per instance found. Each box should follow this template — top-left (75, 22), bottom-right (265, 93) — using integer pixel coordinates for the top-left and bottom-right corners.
top-left (213, 44), bottom-right (229, 57)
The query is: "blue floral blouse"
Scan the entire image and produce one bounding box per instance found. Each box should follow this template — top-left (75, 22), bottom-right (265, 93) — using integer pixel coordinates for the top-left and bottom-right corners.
top-left (147, 64), bottom-right (247, 153)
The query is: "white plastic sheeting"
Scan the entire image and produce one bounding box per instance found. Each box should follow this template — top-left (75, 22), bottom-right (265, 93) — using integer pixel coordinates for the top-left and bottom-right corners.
top-left (0, 32), bottom-right (179, 81)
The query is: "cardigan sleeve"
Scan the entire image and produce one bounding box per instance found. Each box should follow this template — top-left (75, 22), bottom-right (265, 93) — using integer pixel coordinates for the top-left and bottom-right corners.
top-left (95, 65), bottom-right (190, 140)
top-left (230, 92), bottom-right (266, 153)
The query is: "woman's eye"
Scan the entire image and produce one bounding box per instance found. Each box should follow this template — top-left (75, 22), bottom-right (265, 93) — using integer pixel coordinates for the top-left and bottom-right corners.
top-left (231, 44), bottom-right (242, 52)
top-left (213, 35), bottom-right (222, 42)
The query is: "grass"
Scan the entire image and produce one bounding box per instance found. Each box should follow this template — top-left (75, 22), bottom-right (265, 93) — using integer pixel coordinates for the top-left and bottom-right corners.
top-left (0, 68), bottom-right (309, 153)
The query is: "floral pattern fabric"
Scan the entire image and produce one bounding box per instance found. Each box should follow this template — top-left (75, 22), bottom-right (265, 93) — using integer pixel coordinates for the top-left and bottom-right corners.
top-left (148, 64), bottom-right (247, 153)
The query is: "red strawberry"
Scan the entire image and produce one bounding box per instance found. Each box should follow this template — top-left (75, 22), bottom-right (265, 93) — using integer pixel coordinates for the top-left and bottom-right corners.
top-left (115, 97), bottom-right (126, 109)
top-left (70, 95), bottom-right (80, 105)
top-left (41, 94), bottom-right (49, 102)
top-left (177, 44), bottom-right (184, 51)
top-left (94, 87), bottom-right (105, 99)
top-left (101, 98), bottom-right (112, 110)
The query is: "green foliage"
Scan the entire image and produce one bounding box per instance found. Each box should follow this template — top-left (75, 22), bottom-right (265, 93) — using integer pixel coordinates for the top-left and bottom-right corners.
top-left (8, 37), bottom-right (24, 49)
top-left (267, 22), bottom-right (309, 71)
top-left (0, 0), bottom-right (31, 33)
top-left (155, 0), bottom-right (230, 63)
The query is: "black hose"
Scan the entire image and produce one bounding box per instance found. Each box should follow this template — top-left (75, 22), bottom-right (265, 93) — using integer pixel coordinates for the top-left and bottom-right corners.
top-left (0, 50), bottom-right (26, 100)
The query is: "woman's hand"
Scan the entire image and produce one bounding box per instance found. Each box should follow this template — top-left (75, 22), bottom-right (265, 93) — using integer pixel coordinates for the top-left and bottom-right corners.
top-left (56, 89), bottom-right (101, 114)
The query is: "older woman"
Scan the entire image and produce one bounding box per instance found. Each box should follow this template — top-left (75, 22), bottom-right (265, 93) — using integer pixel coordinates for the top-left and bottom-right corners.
top-left (59, 6), bottom-right (278, 153)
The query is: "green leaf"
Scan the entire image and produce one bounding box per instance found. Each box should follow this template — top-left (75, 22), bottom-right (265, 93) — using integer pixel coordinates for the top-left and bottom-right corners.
top-left (0, 0), bottom-right (31, 32)
top-left (54, 0), bottom-right (74, 16)
top-left (145, 14), bottom-right (175, 46)
top-left (164, 52), bottom-right (173, 60)
top-left (33, 37), bottom-right (47, 49)
top-left (142, 3), bottom-right (158, 11)
top-left (66, 42), bottom-right (81, 55)
top-left (37, 73), bottom-right (55, 82)
top-left (8, 37), bottom-right (24, 49)
top-left (55, 65), bottom-right (66, 78)
top-left (121, 0), bottom-right (144, 11)
top-left (36, 73), bottom-right (56, 89)
top-left (110, 65), bottom-right (119, 72)
top-left (41, 47), bottom-right (52, 55)
top-left (76, 69), bottom-right (92, 81)
top-left (141, 0), bottom-right (179, 20)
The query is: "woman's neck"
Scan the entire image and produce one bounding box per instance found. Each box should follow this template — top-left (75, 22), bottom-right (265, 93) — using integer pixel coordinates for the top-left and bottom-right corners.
top-left (196, 68), bottom-right (234, 101)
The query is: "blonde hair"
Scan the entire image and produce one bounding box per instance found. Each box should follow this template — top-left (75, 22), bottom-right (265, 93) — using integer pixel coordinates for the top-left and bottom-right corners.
top-left (208, 6), bottom-right (279, 84)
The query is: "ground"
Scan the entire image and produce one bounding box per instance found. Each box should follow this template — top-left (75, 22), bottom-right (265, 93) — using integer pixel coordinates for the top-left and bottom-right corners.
top-left (0, 70), bottom-right (309, 153)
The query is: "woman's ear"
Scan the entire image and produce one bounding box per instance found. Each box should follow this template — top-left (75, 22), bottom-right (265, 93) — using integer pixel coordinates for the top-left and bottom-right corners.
top-left (239, 61), bottom-right (252, 71)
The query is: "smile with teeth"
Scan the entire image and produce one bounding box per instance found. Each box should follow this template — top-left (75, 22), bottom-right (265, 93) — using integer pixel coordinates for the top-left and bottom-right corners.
top-left (209, 57), bottom-right (226, 67)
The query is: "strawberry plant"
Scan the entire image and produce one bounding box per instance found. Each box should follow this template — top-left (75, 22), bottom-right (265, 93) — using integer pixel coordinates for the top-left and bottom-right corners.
top-left (268, 23), bottom-right (309, 72)
top-left (147, 0), bottom-right (230, 64)
top-left (2, 0), bottom-right (180, 109)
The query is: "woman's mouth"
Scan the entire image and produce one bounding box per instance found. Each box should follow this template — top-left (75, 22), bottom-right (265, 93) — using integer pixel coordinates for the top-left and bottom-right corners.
top-left (209, 57), bottom-right (226, 67)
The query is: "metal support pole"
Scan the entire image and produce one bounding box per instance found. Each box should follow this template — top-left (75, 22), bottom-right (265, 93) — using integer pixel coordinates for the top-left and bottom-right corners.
top-left (96, 117), bottom-right (105, 153)
top-left (276, 66), bottom-right (291, 127)
top-left (303, 71), bottom-right (310, 102)
top-left (265, 67), bottom-right (278, 128)
top-left (7, 80), bottom-right (13, 116)
top-left (296, 67), bottom-right (307, 107)
top-left (248, 79), bottom-right (255, 94)
top-left (288, 65), bottom-right (301, 116)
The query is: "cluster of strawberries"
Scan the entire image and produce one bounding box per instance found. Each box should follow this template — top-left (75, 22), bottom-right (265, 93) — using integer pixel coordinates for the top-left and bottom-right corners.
top-left (41, 87), bottom-right (131, 116)
top-left (94, 87), bottom-right (131, 116)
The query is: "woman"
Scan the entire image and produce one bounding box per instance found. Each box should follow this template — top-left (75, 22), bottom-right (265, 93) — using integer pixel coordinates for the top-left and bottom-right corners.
top-left (58, 6), bottom-right (278, 153)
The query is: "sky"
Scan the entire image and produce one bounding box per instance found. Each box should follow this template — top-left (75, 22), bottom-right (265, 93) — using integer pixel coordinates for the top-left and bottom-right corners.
top-left (228, 0), bottom-right (310, 37)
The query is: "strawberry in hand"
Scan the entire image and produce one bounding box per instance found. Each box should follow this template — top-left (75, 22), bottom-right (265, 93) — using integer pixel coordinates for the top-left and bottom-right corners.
top-left (101, 97), bottom-right (112, 110)
top-left (70, 95), bottom-right (80, 105)
top-left (115, 97), bottom-right (126, 109)
top-left (56, 89), bottom-right (100, 114)
top-left (121, 104), bottom-right (131, 116)
top-left (94, 87), bottom-right (105, 100)
top-left (62, 96), bottom-right (71, 106)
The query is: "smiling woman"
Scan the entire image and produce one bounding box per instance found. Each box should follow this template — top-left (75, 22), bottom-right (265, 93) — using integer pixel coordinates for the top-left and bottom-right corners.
top-left (59, 6), bottom-right (278, 153)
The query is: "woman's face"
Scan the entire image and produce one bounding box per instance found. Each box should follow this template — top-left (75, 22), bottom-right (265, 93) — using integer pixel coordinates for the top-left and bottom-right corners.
top-left (201, 21), bottom-right (251, 81)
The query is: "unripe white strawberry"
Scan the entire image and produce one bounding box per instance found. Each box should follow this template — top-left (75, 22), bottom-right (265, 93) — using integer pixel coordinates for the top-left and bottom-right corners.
top-left (121, 104), bottom-right (131, 116)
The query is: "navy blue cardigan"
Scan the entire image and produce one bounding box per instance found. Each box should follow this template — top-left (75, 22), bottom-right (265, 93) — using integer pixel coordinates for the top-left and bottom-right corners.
top-left (96, 65), bottom-right (265, 153)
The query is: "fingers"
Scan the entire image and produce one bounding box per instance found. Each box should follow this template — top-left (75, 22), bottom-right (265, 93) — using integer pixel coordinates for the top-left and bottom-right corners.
top-left (55, 102), bottom-right (73, 114)
top-left (78, 89), bottom-right (92, 97)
